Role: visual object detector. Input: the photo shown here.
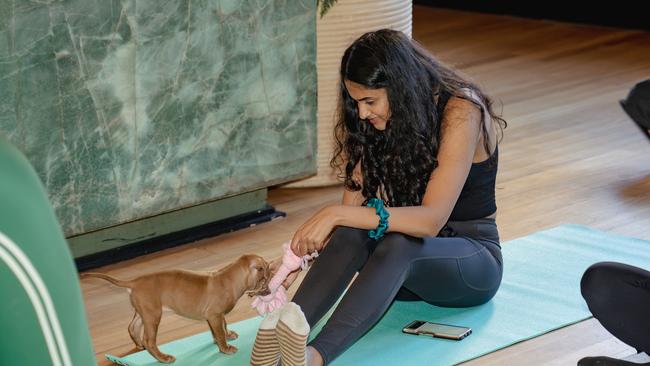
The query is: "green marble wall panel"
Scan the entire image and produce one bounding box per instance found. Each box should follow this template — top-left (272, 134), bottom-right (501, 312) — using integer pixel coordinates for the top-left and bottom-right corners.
top-left (0, 0), bottom-right (317, 237)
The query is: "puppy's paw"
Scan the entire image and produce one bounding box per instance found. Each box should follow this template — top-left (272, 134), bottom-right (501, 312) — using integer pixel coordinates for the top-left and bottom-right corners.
top-left (227, 330), bottom-right (238, 340)
top-left (158, 354), bottom-right (176, 363)
top-left (219, 344), bottom-right (238, 355)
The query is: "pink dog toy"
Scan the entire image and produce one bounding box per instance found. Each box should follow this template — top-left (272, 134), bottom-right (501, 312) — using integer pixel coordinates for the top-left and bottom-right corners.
top-left (252, 242), bottom-right (318, 316)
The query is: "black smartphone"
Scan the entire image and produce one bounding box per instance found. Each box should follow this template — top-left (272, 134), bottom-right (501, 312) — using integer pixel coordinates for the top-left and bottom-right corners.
top-left (402, 320), bottom-right (472, 340)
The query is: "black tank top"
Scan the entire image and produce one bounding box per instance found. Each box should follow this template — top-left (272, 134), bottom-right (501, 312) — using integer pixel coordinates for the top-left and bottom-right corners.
top-left (448, 147), bottom-right (498, 221)
top-left (436, 91), bottom-right (498, 221)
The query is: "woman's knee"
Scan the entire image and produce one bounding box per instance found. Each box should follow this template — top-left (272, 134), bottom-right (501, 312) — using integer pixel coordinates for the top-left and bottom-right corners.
top-left (321, 226), bottom-right (369, 257)
top-left (580, 262), bottom-right (626, 302)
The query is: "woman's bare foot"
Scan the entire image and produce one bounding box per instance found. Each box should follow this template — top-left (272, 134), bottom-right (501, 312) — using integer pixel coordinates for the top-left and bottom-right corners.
top-left (307, 346), bottom-right (324, 366)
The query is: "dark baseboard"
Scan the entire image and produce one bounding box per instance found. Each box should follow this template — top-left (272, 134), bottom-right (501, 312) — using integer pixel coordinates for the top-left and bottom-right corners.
top-left (75, 205), bottom-right (286, 271)
top-left (414, 1), bottom-right (650, 31)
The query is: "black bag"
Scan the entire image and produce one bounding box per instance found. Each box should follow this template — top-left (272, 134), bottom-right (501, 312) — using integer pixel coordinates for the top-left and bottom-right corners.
top-left (620, 78), bottom-right (650, 141)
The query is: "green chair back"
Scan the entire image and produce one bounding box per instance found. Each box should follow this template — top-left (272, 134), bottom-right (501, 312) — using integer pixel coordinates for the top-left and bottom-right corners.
top-left (0, 137), bottom-right (96, 366)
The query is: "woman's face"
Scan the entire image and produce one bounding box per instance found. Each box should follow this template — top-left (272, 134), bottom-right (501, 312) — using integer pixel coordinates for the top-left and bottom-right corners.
top-left (344, 80), bottom-right (391, 131)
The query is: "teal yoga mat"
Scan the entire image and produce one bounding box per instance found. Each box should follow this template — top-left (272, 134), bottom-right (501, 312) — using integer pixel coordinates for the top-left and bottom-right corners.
top-left (106, 224), bottom-right (650, 366)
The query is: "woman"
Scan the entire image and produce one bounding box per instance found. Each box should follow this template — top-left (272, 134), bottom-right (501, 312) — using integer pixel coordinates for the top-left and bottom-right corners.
top-left (578, 262), bottom-right (650, 366)
top-left (250, 28), bottom-right (507, 366)
top-left (619, 78), bottom-right (650, 142)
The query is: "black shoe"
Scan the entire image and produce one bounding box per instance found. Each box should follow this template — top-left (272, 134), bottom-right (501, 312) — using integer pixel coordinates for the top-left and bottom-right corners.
top-left (620, 78), bottom-right (650, 142)
top-left (578, 355), bottom-right (650, 366)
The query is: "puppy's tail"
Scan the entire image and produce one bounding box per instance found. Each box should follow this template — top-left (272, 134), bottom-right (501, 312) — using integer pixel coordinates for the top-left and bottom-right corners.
top-left (80, 272), bottom-right (134, 288)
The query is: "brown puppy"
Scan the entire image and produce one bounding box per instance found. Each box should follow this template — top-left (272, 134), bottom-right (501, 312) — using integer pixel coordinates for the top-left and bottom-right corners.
top-left (81, 254), bottom-right (271, 363)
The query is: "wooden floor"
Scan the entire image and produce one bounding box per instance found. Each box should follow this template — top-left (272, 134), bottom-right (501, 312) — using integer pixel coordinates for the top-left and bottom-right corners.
top-left (80, 6), bottom-right (650, 366)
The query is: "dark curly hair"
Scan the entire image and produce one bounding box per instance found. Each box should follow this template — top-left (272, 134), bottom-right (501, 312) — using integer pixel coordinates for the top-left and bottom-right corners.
top-left (331, 29), bottom-right (506, 207)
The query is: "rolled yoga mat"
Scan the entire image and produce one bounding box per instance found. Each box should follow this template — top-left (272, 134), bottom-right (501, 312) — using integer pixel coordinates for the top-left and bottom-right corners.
top-left (107, 224), bottom-right (650, 366)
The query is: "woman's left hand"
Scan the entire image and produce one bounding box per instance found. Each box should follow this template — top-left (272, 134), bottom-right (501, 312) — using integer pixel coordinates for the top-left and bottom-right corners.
top-left (290, 205), bottom-right (340, 257)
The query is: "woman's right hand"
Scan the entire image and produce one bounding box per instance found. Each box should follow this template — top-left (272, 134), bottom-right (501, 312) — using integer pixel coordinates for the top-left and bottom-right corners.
top-left (290, 205), bottom-right (339, 256)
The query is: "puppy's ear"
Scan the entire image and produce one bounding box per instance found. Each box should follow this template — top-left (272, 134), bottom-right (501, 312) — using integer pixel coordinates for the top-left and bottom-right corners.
top-left (247, 257), bottom-right (262, 272)
top-left (245, 258), bottom-right (261, 286)
top-left (268, 256), bottom-right (283, 276)
top-left (246, 257), bottom-right (271, 296)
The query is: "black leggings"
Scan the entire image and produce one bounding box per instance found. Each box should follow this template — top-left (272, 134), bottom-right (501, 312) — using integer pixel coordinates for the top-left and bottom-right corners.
top-left (291, 218), bottom-right (503, 365)
top-left (581, 262), bottom-right (650, 353)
